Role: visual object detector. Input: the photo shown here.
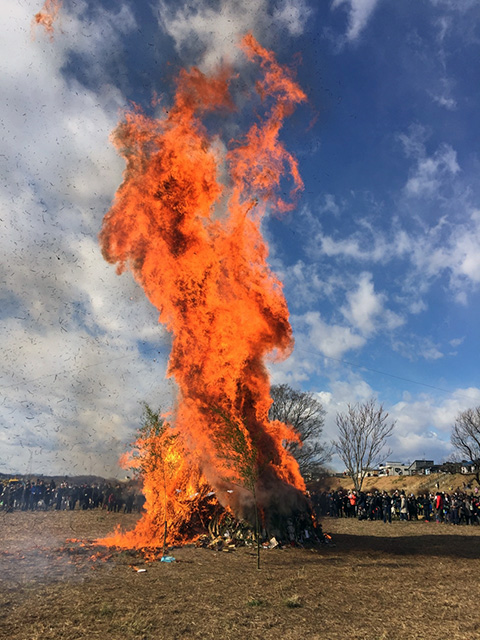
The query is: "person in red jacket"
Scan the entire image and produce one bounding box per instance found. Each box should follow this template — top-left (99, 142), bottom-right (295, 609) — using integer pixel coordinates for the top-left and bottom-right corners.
top-left (435, 492), bottom-right (444, 522)
top-left (348, 490), bottom-right (357, 518)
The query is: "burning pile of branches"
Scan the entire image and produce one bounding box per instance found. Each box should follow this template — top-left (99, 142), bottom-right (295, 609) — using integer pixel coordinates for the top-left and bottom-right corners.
top-left (99, 409), bottom-right (326, 553)
top-left (198, 509), bottom-right (327, 552)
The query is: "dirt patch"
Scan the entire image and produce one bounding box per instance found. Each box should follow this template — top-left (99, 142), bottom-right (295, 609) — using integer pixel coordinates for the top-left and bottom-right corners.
top-left (1, 510), bottom-right (479, 639)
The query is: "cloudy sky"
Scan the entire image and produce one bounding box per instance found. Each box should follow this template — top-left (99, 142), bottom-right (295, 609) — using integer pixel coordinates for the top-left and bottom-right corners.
top-left (2, 0), bottom-right (480, 477)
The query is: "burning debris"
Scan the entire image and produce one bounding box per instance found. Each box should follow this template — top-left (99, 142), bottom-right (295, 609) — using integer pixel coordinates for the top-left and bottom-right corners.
top-left (32, 0), bottom-right (62, 39)
top-left (98, 35), bottom-right (315, 551)
top-left (195, 508), bottom-right (327, 551)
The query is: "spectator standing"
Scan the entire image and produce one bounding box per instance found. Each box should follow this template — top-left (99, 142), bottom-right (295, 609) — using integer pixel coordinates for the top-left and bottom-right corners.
top-left (382, 491), bottom-right (392, 524)
top-left (399, 492), bottom-right (408, 521)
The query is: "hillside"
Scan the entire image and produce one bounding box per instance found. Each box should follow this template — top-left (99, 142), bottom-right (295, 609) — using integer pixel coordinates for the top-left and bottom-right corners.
top-left (312, 472), bottom-right (478, 495)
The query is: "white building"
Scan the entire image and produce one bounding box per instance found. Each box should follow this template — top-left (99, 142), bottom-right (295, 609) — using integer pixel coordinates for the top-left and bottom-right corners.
top-left (378, 462), bottom-right (410, 477)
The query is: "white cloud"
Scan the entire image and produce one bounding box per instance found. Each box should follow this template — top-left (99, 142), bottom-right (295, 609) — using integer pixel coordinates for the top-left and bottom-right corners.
top-left (451, 220), bottom-right (480, 283)
top-left (389, 387), bottom-right (480, 463)
top-left (331, 0), bottom-right (381, 42)
top-left (319, 234), bottom-right (389, 262)
top-left (318, 193), bottom-right (341, 216)
top-left (329, 376), bottom-right (375, 405)
top-left (436, 15), bottom-right (452, 43)
top-left (408, 299), bottom-right (428, 314)
top-left (426, 17), bottom-right (458, 111)
top-left (296, 311), bottom-right (366, 358)
top-left (315, 219), bottom-right (411, 266)
top-left (432, 93), bottom-right (457, 110)
top-left (399, 126), bottom-right (460, 197)
top-left (316, 390), bottom-right (333, 407)
top-left (341, 272), bottom-right (404, 336)
top-left (419, 345), bottom-right (444, 361)
top-left (392, 336), bottom-right (444, 362)
top-left (341, 272), bottom-right (383, 335)
top-left (158, 0), bottom-right (312, 70)
top-left (272, 0), bottom-right (313, 36)
top-left (403, 143), bottom-right (460, 197)
top-left (275, 259), bottom-right (345, 309)
top-left (449, 337), bottom-right (464, 348)
top-left (407, 209), bottom-right (480, 289)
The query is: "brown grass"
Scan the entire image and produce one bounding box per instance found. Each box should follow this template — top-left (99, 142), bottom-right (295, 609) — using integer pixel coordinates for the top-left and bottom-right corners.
top-left (1, 509), bottom-right (479, 640)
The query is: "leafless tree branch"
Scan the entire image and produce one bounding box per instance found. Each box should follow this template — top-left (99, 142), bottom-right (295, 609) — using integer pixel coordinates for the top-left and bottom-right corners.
top-left (451, 406), bottom-right (480, 484)
top-left (332, 398), bottom-right (395, 492)
top-left (269, 384), bottom-right (331, 476)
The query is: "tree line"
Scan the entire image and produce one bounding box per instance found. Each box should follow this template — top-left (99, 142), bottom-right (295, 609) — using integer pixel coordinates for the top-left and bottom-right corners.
top-left (270, 386), bottom-right (479, 491)
top-left (136, 386), bottom-right (480, 499)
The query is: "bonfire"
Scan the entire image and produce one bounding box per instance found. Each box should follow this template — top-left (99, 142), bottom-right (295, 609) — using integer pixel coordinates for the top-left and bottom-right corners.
top-left (98, 34), bottom-right (321, 553)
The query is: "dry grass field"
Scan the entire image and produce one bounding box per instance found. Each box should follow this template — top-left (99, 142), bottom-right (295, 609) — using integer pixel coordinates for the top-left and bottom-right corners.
top-left (1, 507), bottom-right (479, 640)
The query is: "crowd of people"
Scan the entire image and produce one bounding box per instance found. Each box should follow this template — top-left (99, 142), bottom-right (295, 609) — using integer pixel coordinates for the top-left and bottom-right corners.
top-left (311, 486), bottom-right (480, 525)
top-left (3, 477), bottom-right (480, 527)
top-left (0, 478), bottom-right (145, 513)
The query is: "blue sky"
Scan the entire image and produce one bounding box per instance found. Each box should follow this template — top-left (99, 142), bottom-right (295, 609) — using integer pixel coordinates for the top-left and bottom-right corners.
top-left (1, 0), bottom-right (480, 476)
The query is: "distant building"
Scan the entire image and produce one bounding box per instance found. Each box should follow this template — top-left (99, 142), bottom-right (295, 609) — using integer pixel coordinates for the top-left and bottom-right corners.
top-left (408, 460), bottom-right (434, 475)
top-left (378, 462), bottom-right (410, 476)
top-left (438, 461), bottom-right (461, 474)
top-left (460, 460), bottom-right (478, 474)
top-left (427, 465), bottom-right (442, 474)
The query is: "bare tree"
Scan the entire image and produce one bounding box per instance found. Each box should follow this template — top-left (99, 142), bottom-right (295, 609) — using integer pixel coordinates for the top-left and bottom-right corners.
top-left (332, 398), bottom-right (395, 492)
top-left (451, 406), bottom-right (480, 485)
top-left (269, 384), bottom-right (331, 477)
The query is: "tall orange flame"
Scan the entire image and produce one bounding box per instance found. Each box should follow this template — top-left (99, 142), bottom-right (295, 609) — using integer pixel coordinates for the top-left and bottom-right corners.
top-left (99, 34), bottom-right (307, 548)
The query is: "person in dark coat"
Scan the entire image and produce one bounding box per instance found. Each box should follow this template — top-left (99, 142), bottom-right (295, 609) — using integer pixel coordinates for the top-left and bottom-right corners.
top-left (422, 493), bottom-right (431, 522)
top-left (382, 491), bottom-right (392, 524)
